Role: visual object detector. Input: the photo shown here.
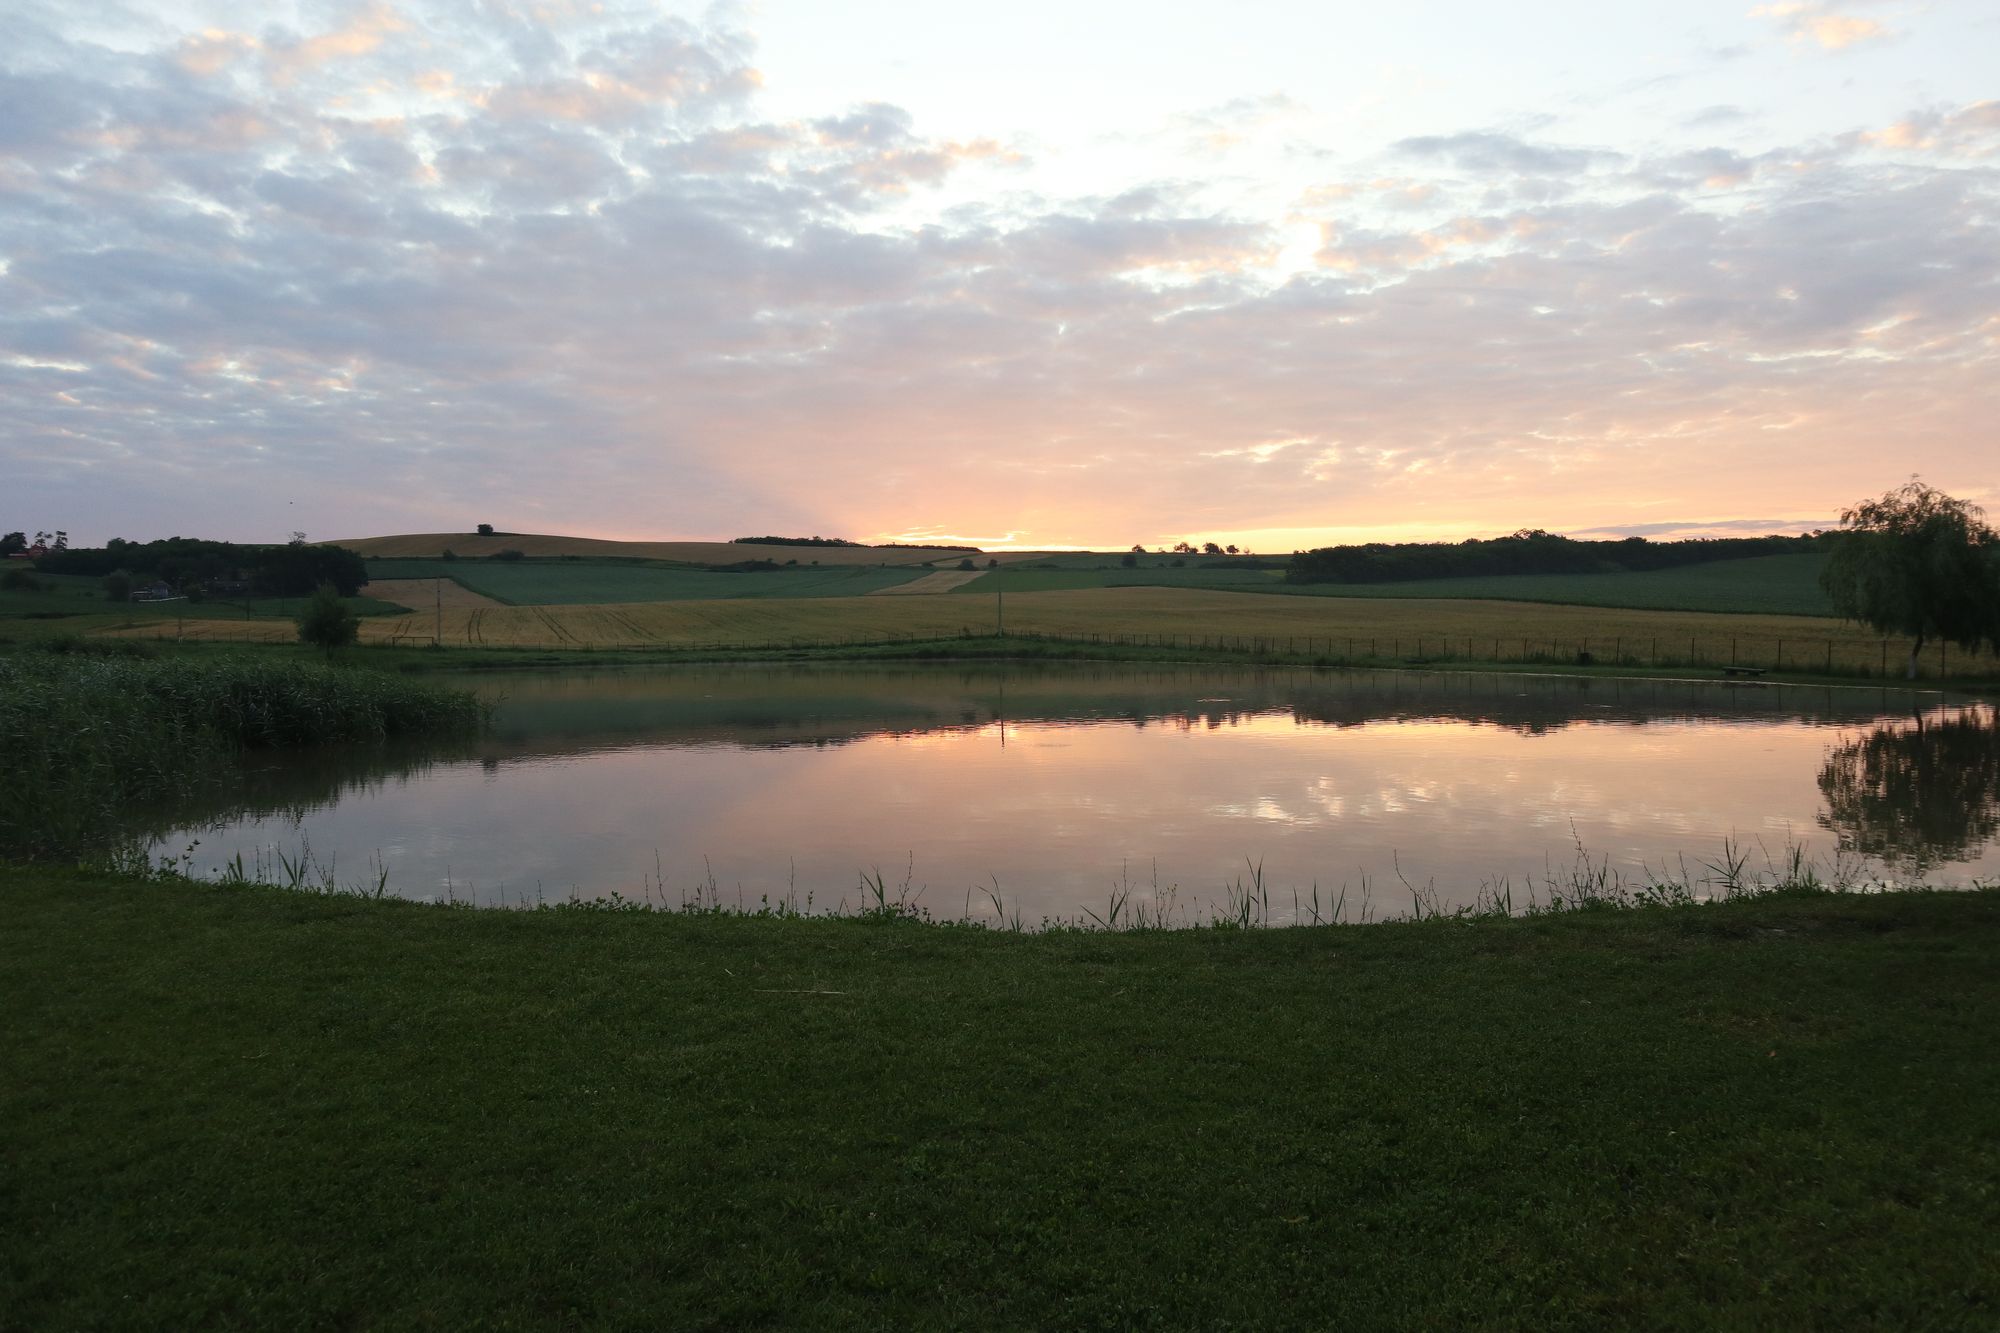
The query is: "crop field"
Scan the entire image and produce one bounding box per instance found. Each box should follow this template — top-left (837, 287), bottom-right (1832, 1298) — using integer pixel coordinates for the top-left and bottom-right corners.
top-left (962, 554), bottom-right (1836, 617)
top-left (868, 569), bottom-right (986, 595)
top-left (0, 574), bottom-right (405, 640)
top-left (361, 558), bottom-right (929, 604)
top-left (106, 586), bottom-right (1998, 677)
top-left (358, 578), bottom-right (506, 610)
top-left (336, 532), bottom-right (1012, 566)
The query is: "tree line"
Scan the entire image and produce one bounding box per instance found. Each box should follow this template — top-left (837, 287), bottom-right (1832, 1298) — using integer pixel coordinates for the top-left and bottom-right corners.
top-left (29, 537), bottom-right (368, 597)
top-left (1284, 530), bottom-right (1828, 585)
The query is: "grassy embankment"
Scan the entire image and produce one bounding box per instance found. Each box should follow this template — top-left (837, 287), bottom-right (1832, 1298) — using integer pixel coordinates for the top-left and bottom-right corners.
top-left (0, 651), bottom-right (485, 858)
top-left (3, 868), bottom-right (1996, 1328)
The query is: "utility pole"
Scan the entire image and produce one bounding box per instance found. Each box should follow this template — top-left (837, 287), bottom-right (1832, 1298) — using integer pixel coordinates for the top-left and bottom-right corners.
top-left (435, 578), bottom-right (442, 648)
top-left (996, 566), bottom-right (1004, 637)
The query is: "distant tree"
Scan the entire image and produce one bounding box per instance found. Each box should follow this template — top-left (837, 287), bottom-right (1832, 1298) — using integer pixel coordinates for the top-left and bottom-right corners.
top-left (296, 583), bottom-right (359, 658)
top-left (957, 557), bottom-right (976, 570)
top-left (441, 548), bottom-right (458, 561)
top-left (492, 548), bottom-right (525, 562)
top-left (102, 571), bottom-right (133, 602)
top-left (1225, 544), bottom-right (1239, 555)
top-left (1172, 541), bottom-right (1196, 554)
top-left (1130, 544), bottom-right (1145, 554)
top-left (1202, 541), bottom-right (1223, 555)
top-left (0, 532), bottom-right (24, 556)
top-left (1819, 480), bottom-right (2000, 678)
top-left (477, 524), bottom-right (495, 536)
top-left (986, 558), bottom-right (998, 569)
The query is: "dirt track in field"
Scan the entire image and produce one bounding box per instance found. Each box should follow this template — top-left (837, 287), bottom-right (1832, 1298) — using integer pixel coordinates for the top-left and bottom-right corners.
top-left (360, 578), bottom-right (506, 610)
top-left (867, 570), bottom-right (984, 595)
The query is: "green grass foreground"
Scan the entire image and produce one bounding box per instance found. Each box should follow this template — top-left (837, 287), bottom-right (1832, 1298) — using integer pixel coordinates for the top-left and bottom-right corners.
top-left (3, 873), bottom-right (1996, 1328)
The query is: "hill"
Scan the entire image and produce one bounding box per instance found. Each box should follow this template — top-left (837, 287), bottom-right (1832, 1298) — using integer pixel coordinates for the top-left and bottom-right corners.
top-left (332, 532), bottom-right (997, 566)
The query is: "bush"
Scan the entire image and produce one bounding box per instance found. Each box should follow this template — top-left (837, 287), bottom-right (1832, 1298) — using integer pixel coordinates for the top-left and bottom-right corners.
top-left (103, 571), bottom-right (133, 602)
top-left (2, 568), bottom-right (44, 592)
top-left (492, 549), bottom-right (525, 562)
top-left (441, 549), bottom-right (458, 562)
top-left (957, 558), bottom-right (976, 571)
top-left (296, 584), bottom-right (359, 657)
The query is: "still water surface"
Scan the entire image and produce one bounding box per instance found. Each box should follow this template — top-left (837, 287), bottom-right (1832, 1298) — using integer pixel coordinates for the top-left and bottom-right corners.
top-left (153, 665), bottom-right (2000, 920)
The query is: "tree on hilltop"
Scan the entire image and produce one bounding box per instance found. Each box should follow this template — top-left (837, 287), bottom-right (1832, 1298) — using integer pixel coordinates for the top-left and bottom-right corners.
top-left (1819, 479), bottom-right (2000, 678)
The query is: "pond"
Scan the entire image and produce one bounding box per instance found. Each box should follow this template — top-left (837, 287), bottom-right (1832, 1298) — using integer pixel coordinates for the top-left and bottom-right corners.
top-left (150, 664), bottom-right (2000, 922)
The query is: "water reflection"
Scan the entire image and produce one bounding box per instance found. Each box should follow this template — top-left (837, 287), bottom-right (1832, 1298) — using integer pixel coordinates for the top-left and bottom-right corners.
top-left (146, 665), bottom-right (1999, 914)
top-left (1818, 706), bottom-right (2000, 872)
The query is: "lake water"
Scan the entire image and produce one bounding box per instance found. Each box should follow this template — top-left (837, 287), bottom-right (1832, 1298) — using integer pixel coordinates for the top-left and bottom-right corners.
top-left (151, 664), bottom-right (2000, 922)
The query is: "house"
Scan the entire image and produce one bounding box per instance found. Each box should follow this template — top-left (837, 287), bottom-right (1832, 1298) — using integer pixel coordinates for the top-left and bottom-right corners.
top-left (7, 543), bottom-right (47, 561)
top-left (130, 581), bottom-right (175, 602)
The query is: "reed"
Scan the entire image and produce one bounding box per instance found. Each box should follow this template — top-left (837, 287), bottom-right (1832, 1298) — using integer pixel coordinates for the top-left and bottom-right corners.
top-left (0, 654), bottom-right (484, 858)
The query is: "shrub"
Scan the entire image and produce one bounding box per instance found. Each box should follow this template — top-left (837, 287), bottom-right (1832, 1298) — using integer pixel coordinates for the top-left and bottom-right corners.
top-left (296, 584), bottom-right (359, 657)
top-left (493, 549), bottom-right (525, 562)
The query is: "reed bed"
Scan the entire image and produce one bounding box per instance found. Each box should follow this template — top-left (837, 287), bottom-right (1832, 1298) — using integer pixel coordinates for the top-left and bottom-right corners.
top-left (0, 653), bottom-right (484, 858)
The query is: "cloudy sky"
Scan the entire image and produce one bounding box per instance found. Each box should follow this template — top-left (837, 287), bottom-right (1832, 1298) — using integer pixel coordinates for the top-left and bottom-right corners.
top-left (4, 0), bottom-right (1996, 550)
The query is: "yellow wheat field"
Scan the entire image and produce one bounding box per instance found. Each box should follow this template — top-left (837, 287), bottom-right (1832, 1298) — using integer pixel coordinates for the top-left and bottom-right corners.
top-left (105, 586), bottom-right (1994, 675)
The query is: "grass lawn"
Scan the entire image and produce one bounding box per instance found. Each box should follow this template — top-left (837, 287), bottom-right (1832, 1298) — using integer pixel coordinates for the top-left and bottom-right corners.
top-left (363, 557), bottom-right (930, 604)
top-left (3, 869), bottom-right (1996, 1328)
top-left (962, 554), bottom-right (1836, 617)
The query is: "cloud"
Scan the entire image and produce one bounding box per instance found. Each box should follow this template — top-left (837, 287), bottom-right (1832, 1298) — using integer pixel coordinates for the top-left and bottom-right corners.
top-left (1751, 2), bottom-right (1897, 52)
top-left (1, 4), bottom-right (1995, 549)
top-left (1392, 131), bottom-right (1623, 176)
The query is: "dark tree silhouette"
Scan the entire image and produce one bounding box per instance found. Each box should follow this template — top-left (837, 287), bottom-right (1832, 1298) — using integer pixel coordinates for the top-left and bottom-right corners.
top-left (1820, 480), bottom-right (2000, 678)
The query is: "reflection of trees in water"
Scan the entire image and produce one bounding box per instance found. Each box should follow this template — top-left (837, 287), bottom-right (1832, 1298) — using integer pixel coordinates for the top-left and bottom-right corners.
top-left (1817, 707), bottom-right (2000, 871)
top-left (136, 739), bottom-right (478, 843)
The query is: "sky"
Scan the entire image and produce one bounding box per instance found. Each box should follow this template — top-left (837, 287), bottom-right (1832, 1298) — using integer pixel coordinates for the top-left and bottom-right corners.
top-left (3, 0), bottom-right (1997, 551)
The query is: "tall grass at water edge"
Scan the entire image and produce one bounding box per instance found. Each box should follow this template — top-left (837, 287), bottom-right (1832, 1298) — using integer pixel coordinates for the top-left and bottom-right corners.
top-left (0, 653), bottom-right (485, 858)
top-left (168, 830), bottom-right (1993, 934)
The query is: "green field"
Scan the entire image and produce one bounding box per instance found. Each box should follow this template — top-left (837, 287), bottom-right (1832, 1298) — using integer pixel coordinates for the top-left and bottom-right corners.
top-left (0, 573), bottom-right (404, 641)
top-left (4, 869), bottom-right (1995, 1328)
top-left (364, 558), bottom-right (931, 604)
top-left (961, 554), bottom-right (1836, 617)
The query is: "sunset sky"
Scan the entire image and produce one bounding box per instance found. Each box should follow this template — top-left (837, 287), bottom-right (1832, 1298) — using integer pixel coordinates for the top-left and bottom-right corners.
top-left (4, 0), bottom-right (1996, 551)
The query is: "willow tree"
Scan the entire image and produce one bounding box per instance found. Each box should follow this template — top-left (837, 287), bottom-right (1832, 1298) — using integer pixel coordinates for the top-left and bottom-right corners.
top-left (1819, 480), bottom-right (2000, 678)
